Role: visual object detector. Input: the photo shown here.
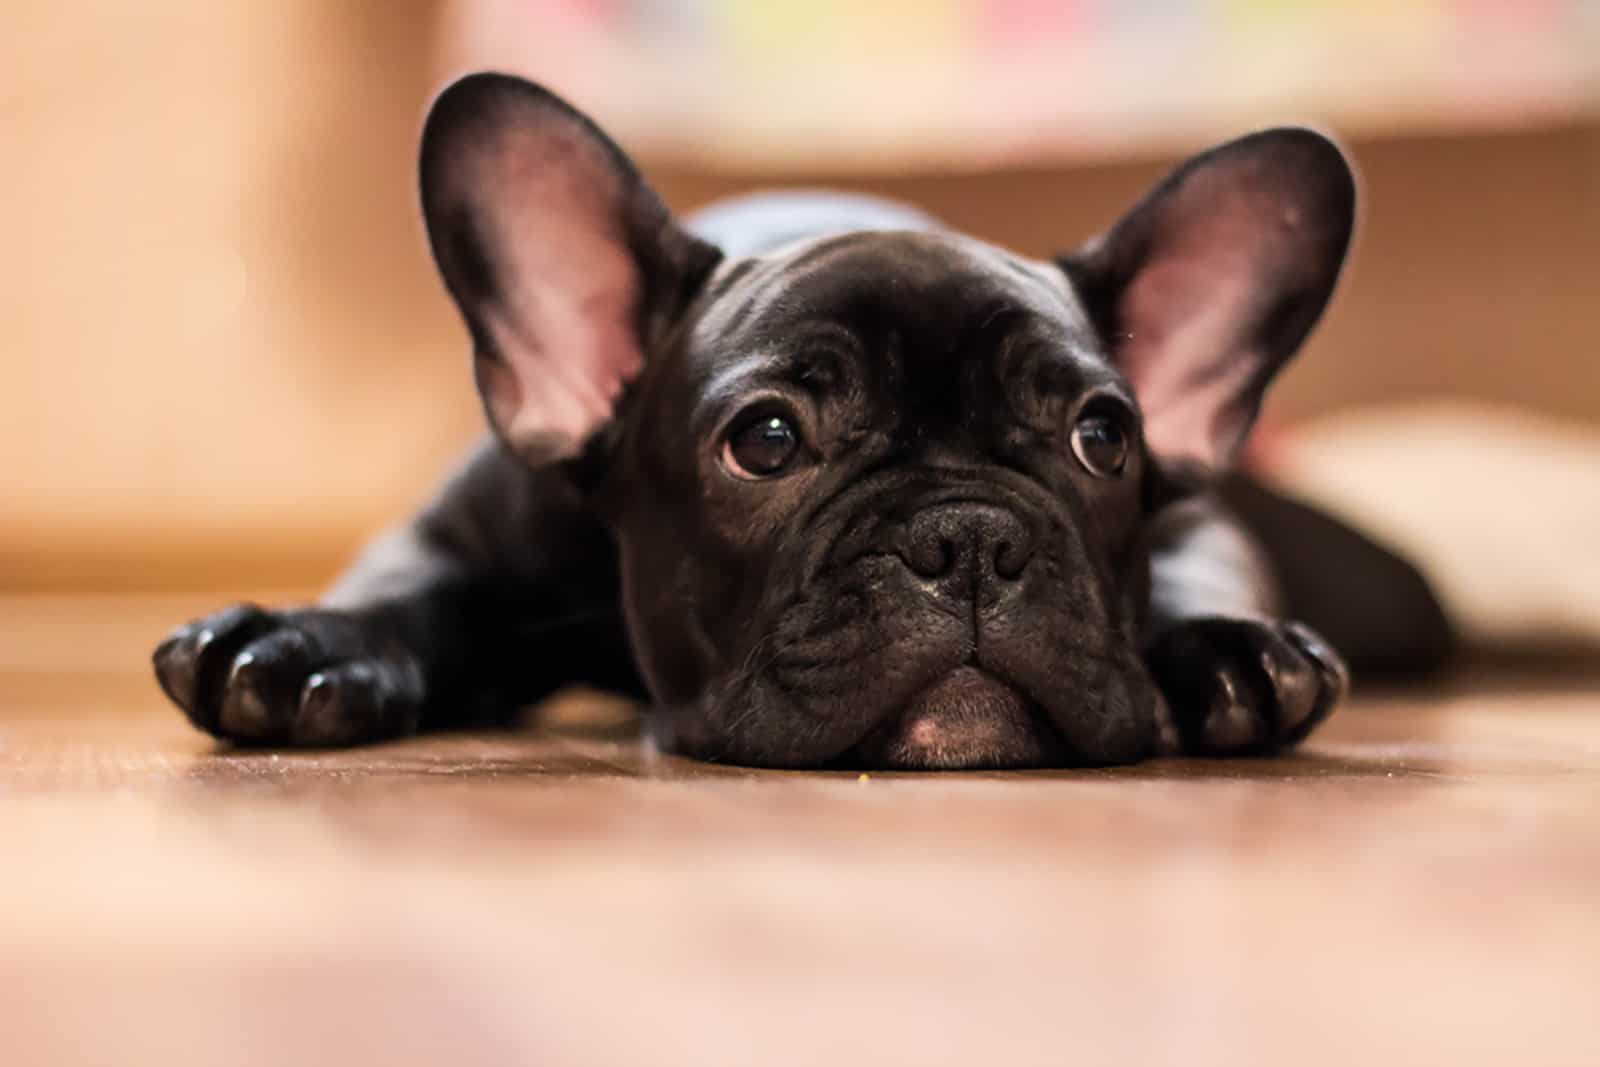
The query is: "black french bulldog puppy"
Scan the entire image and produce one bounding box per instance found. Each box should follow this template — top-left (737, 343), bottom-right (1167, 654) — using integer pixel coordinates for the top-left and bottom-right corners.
top-left (152, 73), bottom-right (1451, 769)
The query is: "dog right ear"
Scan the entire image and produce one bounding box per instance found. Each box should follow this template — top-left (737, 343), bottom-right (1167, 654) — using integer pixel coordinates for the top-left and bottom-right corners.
top-left (1060, 128), bottom-right (1356, 480)
top-left (419, 73), bottom-right (721, 465)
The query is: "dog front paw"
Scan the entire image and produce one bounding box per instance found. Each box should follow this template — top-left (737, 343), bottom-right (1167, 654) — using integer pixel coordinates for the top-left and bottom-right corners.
top-left (1144, 617), bottom-right (1348, 756)
top-left (152, 604), bottom-right (425, 746)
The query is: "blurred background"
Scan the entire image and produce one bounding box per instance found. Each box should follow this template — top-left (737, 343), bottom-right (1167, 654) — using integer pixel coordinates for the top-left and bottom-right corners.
top-left (4, 0), bottom-right (1597, 650)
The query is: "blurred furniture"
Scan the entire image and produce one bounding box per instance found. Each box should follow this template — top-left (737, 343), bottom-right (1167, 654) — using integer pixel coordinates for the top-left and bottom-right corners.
top-left (443, 0), bottom-right (1599, 171)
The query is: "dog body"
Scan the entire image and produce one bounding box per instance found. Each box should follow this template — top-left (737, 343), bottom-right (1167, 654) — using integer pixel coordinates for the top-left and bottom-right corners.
top-left (152, 75), bottom-right (1449, 768)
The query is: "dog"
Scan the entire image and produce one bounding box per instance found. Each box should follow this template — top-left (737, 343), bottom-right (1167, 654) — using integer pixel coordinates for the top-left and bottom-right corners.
top-left (152, 72), bottom-right (1452, 769)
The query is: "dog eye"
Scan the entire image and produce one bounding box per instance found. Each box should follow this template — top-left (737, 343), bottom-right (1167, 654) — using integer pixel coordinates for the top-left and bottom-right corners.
top-left (723, 414), bottom-right (801, 479)
top-left (1070, 406), bottom-right (1129, 478)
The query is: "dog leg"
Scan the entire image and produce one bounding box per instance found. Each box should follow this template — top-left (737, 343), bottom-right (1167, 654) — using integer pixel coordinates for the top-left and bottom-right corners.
top-left (152, 441), bottom-right (638, 747)
top-left (1142, 496), bottom-right (1349, 756)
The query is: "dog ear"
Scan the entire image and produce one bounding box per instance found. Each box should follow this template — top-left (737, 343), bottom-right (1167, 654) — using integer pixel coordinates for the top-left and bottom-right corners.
top-left (1060, 128), bottom-right (1355, 478)
top-left (420, 73), bottom-right (721, 465)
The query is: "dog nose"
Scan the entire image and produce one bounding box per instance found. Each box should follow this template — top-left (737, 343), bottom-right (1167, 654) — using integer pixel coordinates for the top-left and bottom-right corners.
top-left (899, 503), bottom-right (1034, 584)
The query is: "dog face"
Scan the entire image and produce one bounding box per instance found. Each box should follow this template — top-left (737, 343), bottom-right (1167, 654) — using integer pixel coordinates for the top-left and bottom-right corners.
top-left (419, 74), bottom-right (1355, 768)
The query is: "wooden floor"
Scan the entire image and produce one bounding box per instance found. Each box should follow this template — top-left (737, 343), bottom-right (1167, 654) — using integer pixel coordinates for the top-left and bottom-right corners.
top-left (3, 595), bottom-right (1598, 1066)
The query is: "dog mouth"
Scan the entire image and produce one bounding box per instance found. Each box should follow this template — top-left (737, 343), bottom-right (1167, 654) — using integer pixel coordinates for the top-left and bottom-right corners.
top-left (831, 665), bottom-right (1065, 770)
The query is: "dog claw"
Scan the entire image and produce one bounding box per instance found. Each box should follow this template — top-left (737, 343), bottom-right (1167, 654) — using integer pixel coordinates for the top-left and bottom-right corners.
top-left (150, 604), bottom-right (425, 747)
top-left (1146, 616), bottom-right (1348, 757)
top-left (1202, 666), bottom-right (1257, 750)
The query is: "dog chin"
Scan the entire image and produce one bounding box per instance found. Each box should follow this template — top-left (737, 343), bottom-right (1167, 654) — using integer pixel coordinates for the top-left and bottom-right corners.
top-left (837, 665), bottom-right (1064, 770)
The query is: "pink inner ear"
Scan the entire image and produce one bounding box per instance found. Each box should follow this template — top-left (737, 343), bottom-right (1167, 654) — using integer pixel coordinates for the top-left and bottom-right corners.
top-left (465, 120), bottom-right (645, 460)
top-left (1121, 260), bottom-right (1262, 469)
top-left (1114, 177), bottom-right (1301, 471)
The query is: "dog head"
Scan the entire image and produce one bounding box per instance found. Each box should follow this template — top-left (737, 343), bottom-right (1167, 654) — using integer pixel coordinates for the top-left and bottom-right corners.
top-left (419, 73), bottom-right (1355, 768)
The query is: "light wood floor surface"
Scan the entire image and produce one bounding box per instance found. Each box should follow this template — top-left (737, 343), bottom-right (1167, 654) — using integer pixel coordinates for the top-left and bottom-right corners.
top-left (2, 594), bottom-right (1597, 1066)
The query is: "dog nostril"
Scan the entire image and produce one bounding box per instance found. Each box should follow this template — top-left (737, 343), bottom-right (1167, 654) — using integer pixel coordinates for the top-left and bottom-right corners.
top-left (993, 539), bottom-right (1025, 580)
top-left (992, 537), bottom-right (1030, 579)
top-left (906, 535), bottom-right (957, 579)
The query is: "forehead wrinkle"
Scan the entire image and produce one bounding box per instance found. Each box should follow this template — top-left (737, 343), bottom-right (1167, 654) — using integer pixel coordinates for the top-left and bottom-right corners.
top-left (700, 348), bottom-right (779, 410)
top-left (706, 229), bottom-right (1082, 332)
top-left (691, 232), bottom-right (850, 352)
top-left (698, 328), bottom-right (854, 407)
top-left (689, 230), bottom-right (1102, 397)
top-left (821, 232), bottom-right (1082, 326)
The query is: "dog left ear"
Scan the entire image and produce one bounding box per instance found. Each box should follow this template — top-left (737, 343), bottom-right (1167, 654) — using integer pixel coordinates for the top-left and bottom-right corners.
top-left (419, 73), bottom-right (721, 466)
top-left (1060, 128), bottom-right (1355, 478)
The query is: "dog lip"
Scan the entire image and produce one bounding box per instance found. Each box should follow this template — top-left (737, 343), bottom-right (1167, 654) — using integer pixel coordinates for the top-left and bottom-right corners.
top-left (835, 664), bottom-right (1064, 769)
